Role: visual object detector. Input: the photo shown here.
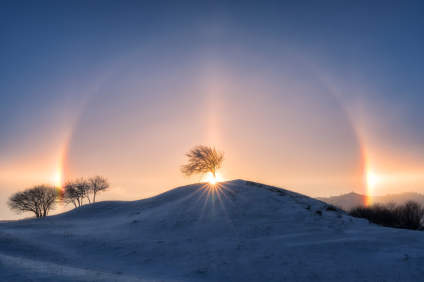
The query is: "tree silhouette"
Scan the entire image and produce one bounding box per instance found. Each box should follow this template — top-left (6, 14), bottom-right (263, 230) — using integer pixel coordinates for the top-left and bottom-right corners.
top-left (64, 176), bottom-right (110, 207)
top-left (181, 145), bottom-right (224, 178)
top-left (8, 185), bottom-right (57, 218)
top-left (63, 178), bottom-right (90, 207)
top-left (89, 176), bottom-right (109, 203)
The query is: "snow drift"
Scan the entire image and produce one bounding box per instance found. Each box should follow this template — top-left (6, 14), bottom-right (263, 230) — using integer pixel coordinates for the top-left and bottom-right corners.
top-left (1, 180), bottom-right (423, 281)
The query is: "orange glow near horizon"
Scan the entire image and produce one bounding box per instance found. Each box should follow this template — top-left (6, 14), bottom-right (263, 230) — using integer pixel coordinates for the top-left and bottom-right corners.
top-left (52, 138), bottom-right (70, 200)
top-left (359, 139), bottom-right (424, 206)
top-left (365, 170), bottom-right (381, 206)
top-left (359, 144), bottom-right (374, 207)
top-left (202, 171), bottom-right (224, 185)
top-left (366, 171), bottom-right (381, 190)
top-left (52, 169), bottom-right (63, 188)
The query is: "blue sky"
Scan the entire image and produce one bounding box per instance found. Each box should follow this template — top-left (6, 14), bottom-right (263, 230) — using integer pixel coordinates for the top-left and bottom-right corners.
top-left (1, 1), bottom-right (424, 218)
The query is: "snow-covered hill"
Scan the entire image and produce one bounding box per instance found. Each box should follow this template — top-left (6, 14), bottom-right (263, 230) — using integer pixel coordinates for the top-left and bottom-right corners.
top-left (1, 180), bottom-right (423, 281)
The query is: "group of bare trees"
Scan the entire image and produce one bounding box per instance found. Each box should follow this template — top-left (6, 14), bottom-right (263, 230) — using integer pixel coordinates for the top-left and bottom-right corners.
top-left (8, 176), bottom-right (109, 218)
top-left (63, 176), bottom-right (109, 208)
top-left (8, 144), bottom-right (223, 219)
top-left (7, 144), bottom-right (424, 232)
top-left (350, 201), bottom-right (424, 230)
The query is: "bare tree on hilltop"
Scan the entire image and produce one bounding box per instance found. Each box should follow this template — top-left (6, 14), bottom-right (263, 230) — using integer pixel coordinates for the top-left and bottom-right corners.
top-left (64, 176), bottom-right (110, 207)
top-left (8, 185), bottom-right (57, 218)
top-left (64, 178), bottom-right (90, 208)
top-left (89, 176), bottom-right (109, 203)
top-left (181, 145), bottom-right (224, 178)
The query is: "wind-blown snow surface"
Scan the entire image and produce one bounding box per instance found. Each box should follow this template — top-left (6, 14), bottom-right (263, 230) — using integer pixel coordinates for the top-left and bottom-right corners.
top-left (1, 180), bottom-right (423, 281)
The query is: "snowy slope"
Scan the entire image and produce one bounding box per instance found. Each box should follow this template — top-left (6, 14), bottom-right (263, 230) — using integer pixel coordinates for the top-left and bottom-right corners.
top-left (1, 180), bottom-right (423, 281)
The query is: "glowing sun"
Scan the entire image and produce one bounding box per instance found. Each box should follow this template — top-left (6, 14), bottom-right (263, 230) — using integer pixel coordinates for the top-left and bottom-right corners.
top-left (203, 171), bottom-right (224, 185)
top-left (367, 171), bottom-right (381, 189)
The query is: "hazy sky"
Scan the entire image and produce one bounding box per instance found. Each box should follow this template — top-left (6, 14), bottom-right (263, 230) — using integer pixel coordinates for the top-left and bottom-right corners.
top-left (1, 1), bottom-right (424, 219)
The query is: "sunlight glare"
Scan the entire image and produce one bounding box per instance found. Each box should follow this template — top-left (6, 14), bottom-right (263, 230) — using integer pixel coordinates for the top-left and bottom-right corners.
top-left (365, 171), bottom-right (382, 206)
top-left (202, 171), bottom-right (224, 185)
top-left (367, 171), bottom-right (380, 189)
top-left (52, 169), bottom-right (63, 188)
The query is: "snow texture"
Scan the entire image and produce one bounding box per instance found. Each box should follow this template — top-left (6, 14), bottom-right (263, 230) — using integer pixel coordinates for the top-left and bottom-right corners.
top-left (1, 180), bottom-right (423, 281)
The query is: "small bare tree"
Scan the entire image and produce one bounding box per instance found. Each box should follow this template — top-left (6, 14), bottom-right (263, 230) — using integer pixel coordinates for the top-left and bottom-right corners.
top-left (181, 145), bottom-right (224, 178)
top-left (89, 176), bottom-right (109, 203)
top-left (63, 181), bottom-right (79, 208)
top-left (8, 185), bottom-right (57, 218)
top-left (64, 178), bottom-right (90, 208)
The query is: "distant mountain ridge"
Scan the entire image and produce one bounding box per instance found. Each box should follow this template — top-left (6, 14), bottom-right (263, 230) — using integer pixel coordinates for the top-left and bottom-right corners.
top-left (318, 192), bottom-right (424, 211)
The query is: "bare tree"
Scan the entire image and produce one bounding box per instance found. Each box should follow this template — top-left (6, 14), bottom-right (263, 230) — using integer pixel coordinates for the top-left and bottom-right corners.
top-left (64, 178), bottom-right (90, 207)
top-left (8, 185), bottom-right (57, 218)
top-left (63, 181), bottom-right (79, 208)
top-left (89, 176), bottom-right (109, 203)
top-left (181, 145), bottom-right (224, 178)
top-left (395, 201), bottom-right (424, 229)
